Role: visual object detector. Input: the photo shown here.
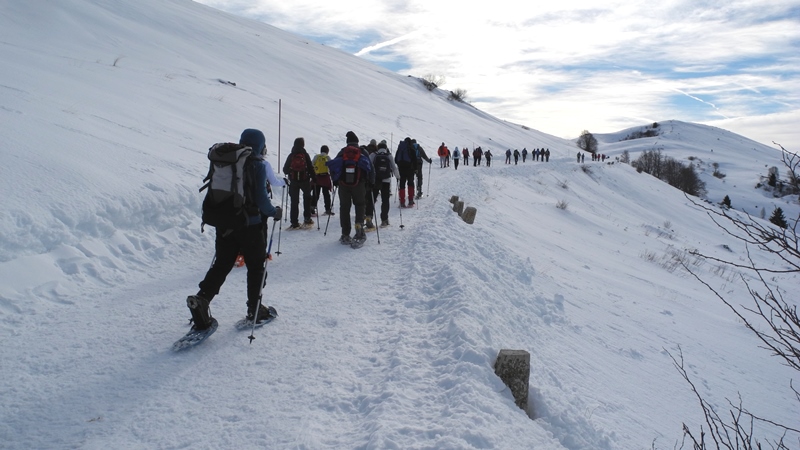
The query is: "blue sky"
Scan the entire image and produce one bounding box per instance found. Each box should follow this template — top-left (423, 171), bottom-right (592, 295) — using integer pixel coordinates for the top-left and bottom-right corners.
top-left (196, 0), bottom-right (800, 147)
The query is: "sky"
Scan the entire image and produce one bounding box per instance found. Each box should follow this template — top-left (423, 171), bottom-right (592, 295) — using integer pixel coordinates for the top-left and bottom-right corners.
top-left (194, 0), bottom-right (800, 149)
top-left (2, 0), bottom-right (799, 448)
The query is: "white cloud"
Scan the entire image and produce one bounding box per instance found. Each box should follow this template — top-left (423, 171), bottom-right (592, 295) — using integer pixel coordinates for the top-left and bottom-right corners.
top-left (196, 0), bottom-right (800, 146)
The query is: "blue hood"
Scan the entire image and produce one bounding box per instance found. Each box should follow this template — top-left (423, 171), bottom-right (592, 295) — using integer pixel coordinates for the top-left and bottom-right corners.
top-left (239, 128), bottom-right (266, 156)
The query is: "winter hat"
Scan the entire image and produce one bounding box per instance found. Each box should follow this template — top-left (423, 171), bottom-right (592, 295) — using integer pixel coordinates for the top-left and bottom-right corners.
top-left (321, 145), bottom-right (330, 154)
top-left (346, 131), bottom-right (359, 145)
top-left (293, 137), bottom-right (305, 149)
top-left (378, 140), bottom-right (387, 149)
top-left (369, 139), bottom-right (377, 147)
top-left (240, 128), bottom-right (266, 155)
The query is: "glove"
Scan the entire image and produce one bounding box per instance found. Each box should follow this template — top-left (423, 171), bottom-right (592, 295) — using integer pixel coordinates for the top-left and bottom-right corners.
top-left (273, 206), bottom-right (282, 222)
top-left (283, 177), bottom-right (290, 186)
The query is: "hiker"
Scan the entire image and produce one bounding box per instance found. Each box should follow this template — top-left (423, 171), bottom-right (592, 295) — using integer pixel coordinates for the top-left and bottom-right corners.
top-left (437, 142), bottom-right (448, 168)
top-left (327, 131), bottom-right (374, 246)
top-left (505, 149), bottom-right (512, 164)
top-left (369, 139), bottom-right (400, 227)
top-left (462, 147), bottom-right (469, 165)
top-left (513, 149), bottom-right (520, 165)
top-left (395, 136), bottom-right (418, 207)
top-left (312, 145), bottom-right (334, 216)
top-left (452, 146), bottom-right (460, 170)
top-left (522, 148), bottom-right (528, 162)
top-left (187, 128), bottom-right (282, 331)
top-left (545, 149), bottom-right (551, 162)
top-left (485, 149), bottom-right (493, 167)
top-left (282, 137), bottom-right (315, 229)
top-left (473, 147), bottom-right (482, 166)
top-left (412, 139), bottom-right (432, 199)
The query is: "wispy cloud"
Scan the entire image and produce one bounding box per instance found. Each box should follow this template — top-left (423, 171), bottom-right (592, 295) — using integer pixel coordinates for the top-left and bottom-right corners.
top-left (196, 0), bottom-right (800, 145)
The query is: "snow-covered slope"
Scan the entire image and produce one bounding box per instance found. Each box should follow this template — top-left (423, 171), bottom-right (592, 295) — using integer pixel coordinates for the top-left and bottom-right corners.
top-left (1, 1), bottom-right (797, 449)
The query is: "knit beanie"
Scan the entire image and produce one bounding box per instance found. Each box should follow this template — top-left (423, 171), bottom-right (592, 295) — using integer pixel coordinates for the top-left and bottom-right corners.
top-left (369, 139), bottom-right (377, 147)
top-left (378, 140), bottom-right (387, 149)
top-left (321, 145), bottom-right (329, 154)
top-left (346, 131), bottom-right (358, 145)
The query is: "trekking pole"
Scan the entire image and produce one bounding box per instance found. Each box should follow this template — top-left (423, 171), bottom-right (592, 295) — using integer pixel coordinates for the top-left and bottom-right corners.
top-left (371, 185), bottom-right (381, 244)
top-left (426, 160), bottom-right (432, 198)
top-left (315, 185), bottom-right (321, 230)
top-left (396, 182), bottom-right (404, 229)
top-left (248, 218), bottom-right (278, 343)
top-left (275, 185), bottom-right (286, 256)
top-left (324, 186), bottom-right (338, 236)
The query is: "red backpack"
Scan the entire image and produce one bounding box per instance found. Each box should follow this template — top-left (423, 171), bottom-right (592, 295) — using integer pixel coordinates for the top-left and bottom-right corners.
top-left (290, 152), bottom-right (307, 181)
top-left (340, 146), bottom-right (362, 186)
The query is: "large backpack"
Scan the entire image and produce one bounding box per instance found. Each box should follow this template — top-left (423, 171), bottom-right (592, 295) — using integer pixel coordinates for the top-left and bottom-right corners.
top-left (340, 145), bottom-right (362, 186)
top-left (289, 152), bottom-right (307, 181)
top-left (312, 154), bottom-right (329, 174)
top-left (200, 143), bottom-right (253, 231)
top-left (373, 152), bottom-right (392, 181)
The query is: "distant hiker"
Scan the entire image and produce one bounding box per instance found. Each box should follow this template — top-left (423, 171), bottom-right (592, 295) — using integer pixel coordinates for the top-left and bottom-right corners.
top-left (437, 142), bottom-right (448, 168)
top-left (522, 148), bottom-right (528, 162)
top-left (473, 147), bottom-right (482, 166)
top-left (452, 146), bottom-right (460, 170)
top-left (505, 149), bottom-right (512, 164)
top-left (581, 153), bottom-right (585, 163)
top-left (327, 131), bottom-right (373, 247)
top-left (312, 145), bottom-right (334, 216)
top-left (282, 137), bottom-right (315, 229)
top-left (513, 149), bottom-right (520, 165)
top-left (412, 139), bottom-right (432, 198)
top-left (577, 151), bottom-right (581, 163)
top-left (187, 128), bottom-right (282, 331)
top-left (545, 148), bottom-right (551, 162)
top-left (485, 149), bottom-right (493, 167)
top-left (394, 136), bottom-right (418, 207)
top-left (462, 147), bottom-right (469, 165)
top-left (370, 139), bottom-right (400, 227)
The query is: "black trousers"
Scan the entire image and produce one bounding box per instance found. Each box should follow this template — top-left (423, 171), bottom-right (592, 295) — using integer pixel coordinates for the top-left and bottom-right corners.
top-left (338, 181), bottom-right (366, 236)
top-left (289, 180), bottom-right (313, 224)
top-left (373, 182), bottom-right (391, 221)
top-left (198, 222), bottom-right (267, 311)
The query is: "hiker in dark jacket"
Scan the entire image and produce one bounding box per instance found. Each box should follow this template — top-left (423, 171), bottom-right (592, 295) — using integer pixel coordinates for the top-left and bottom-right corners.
top-left (412, 139), bottom-right (432, 199)
top-left (327, 131), bottom-right (374, 245)
top-left (473, 147), bottom-right (482, 166)
top-left (282, 137), bottom-right (316, 229)
top-left (394, 137), bottom-right (418, 207)
top-left (187, 128), bottom-right (282, 331)
top-left (369, 139), bottom-right (400, 227)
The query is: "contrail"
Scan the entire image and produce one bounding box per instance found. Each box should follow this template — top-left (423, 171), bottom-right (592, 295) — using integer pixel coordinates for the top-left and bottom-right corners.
top-left (355, 30), bottom-right (422, 56)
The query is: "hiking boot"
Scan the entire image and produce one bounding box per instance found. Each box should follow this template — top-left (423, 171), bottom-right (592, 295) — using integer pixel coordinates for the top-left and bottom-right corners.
top-left (400, 200), bottom-right (406, 208)
top-left (324, 210), bottom-right (335, 216)
top-left (187, 294), bottom-right (213, 330)
top-left (303, 219), bottom-right (314, 226)
top-left (380, 219), bottom-right (390, 227)
top-left (354, 224), bottom-right (366, 240)
top-left (339, 235), bottom-right (352, 245)
top-left (288, 223), bottom-right (302, 230)
top-left (365, 217), bottom-right (375, 230)
top-left (246, 304), bottom-right (275, 323)
top-left (408, 199), bottom-right (415, 207)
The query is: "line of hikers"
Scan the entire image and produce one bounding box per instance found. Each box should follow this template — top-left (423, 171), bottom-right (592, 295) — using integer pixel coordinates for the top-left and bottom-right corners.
top-left (186, 128), bottom-right (443, 332)
top-left (505, 148), bottom-right (551, 164)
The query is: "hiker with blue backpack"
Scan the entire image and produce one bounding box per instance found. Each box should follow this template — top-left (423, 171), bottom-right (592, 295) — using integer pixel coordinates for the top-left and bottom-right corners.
top-left (326, 131), bottom-right (374, 248)
top-left (187, 128), bottom-right (282, 332)
top-left (394, 137), bottom-right (418, 207)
